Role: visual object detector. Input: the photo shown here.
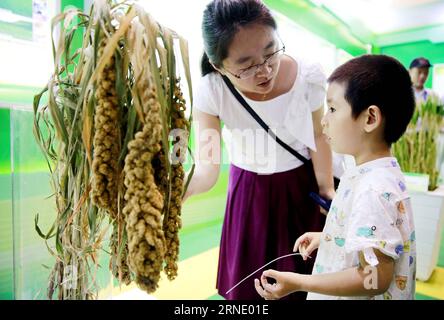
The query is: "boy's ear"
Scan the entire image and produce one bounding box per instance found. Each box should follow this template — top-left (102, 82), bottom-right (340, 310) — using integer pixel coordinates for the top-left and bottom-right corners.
top-left (363, 105), bottom-right (382, 133)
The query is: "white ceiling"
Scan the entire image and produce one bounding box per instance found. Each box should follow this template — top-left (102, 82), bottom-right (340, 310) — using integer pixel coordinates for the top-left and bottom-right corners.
top-left (392, 0), bottom-right (440, 8)
top-left (314, 0), bottom-right (444, 34)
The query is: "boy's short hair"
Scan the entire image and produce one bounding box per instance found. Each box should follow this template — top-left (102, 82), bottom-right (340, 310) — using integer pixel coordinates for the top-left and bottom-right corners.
top-left (328, 54), bottom-right (415, 145)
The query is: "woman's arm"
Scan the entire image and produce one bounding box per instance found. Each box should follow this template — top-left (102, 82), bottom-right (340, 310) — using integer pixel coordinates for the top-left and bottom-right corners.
top-left (310, 106), bottom-right (335, 199)
top-left (183, 109), bottom-right (221, 202)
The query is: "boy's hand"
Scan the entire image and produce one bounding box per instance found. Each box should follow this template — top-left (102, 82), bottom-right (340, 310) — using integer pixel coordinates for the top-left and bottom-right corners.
top-left (254, 270), bottom-right (301, 300)
top-left (294, 232), bottom-right (322, 260)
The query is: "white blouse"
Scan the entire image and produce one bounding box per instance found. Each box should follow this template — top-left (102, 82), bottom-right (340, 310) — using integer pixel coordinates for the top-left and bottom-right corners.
top-left (193, 56), bottom-right (326, 174)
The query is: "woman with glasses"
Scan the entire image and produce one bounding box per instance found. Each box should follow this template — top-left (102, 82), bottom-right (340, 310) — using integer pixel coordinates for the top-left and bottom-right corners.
top-left (183, 0), bottom-right (335, 300)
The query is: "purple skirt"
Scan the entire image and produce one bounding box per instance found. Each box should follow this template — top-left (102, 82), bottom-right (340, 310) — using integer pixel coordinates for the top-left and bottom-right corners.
top-left (217, 163), bottom-right (325, 300)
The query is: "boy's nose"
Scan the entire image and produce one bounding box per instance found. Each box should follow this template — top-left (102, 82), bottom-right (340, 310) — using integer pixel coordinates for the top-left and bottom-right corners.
top-left (321, 114), bottom-right (327, 127)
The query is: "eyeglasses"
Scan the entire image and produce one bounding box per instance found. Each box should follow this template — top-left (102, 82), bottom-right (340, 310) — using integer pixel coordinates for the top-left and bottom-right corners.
top-left (224, 44), bottom-right (286, 80)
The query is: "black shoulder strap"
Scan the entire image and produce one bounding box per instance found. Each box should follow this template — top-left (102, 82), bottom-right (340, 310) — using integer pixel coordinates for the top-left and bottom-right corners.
top-left (221, 75), bottom-right (310, 166)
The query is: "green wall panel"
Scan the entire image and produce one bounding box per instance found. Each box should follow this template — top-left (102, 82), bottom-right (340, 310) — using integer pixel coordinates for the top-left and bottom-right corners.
top-left (380, 41), bottom-right (444, 88)
top-left (0, 109), bottom-right (11, 175)
top-left (0, 85), bottom-right (41, 107)
top-left (0, 0), bottom-right (88, 300)
top-left (0, 0), bottom-right (33, 41)
top-left (264, 0), bottom-right (368, 56)
top-left (61, 0), bottom-right (85, 70)
top-left (11, 110), bottom-right (48, 173)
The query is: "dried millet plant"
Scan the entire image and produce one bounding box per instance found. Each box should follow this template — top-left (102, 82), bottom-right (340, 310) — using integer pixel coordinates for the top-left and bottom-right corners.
top-left (110, 220), bottom-right (132, 285)
top-left (123, 82), bottom-right (166, 293)
top-left (152, 149), bottom-right (169, 197)
top-left (163, 79), bottom-right (189, 280)
top-left (91, 38), bottom-right (120, 219)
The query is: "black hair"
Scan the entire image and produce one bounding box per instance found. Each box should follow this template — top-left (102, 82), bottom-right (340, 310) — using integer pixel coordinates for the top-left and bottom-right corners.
top-left (201, 0), bottom-right (277, 76)
top-left (328, 54), bottom-right (415, 145)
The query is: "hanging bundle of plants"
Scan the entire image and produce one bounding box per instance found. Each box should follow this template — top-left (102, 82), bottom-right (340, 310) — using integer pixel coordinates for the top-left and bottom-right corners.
top-left (122, 85), bottom-right (166, 292)
top-left (33, 0), bottom-right (193, 299)
top-left (393, 98), bottom-right (444, 190)
top-left (161, 80), bottom-right (187, 280)
top-left (91, 29), bottom-right (120, 219)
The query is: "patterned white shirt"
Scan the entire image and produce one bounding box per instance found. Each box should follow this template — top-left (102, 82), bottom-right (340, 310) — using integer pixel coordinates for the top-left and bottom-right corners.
top-left (307, 157), bottom-right (416, 300)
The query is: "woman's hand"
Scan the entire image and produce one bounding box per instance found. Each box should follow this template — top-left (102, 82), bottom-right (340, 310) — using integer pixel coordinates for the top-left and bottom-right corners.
top-left (310, 107), bottom-right (335, 215)
top-left (181, 170), bottom-right (193, 204)
top-left (254, 270), bottom-right (302, 300)
top-left (182, 187), bottom-right (192, 204)
top-left (318, 187), bottom-right (336, 215)
top-left (294, 232), bottom-right (322, 261)
top-left (319, 187), bottom-right (335, 201)
top-left (180, 109), bottom-right (221, 204)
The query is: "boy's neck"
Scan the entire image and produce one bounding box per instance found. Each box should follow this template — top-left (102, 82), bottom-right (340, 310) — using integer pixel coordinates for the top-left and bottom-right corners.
top-left (354, 144), bottom-right (392, 166)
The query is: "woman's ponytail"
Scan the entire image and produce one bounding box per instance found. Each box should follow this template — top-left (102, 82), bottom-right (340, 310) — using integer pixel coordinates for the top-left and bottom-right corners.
top-left (201, 52), bottom-right (216, 76)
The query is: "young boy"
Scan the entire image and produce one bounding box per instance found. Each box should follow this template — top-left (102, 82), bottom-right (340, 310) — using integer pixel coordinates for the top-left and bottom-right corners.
top-left (254, 54), bottom-right (416, 300)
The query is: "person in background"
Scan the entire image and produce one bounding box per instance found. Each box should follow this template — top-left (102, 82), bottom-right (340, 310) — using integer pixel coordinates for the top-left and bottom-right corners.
top-left (409, 56), bottom-right (444, 167)
top-left (409, 57), bottom-right (441, 105)
top-left (183, 0), bottom-right (335, 300)
top-left (254, 54), bottom-right (416, 300)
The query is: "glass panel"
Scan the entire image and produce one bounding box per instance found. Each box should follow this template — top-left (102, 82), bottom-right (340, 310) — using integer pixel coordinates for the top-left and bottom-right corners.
top-left (10, 106), bottom-right (54, 299)
top-left (9, 106), bottom-right (114, 299)
top-left (0, 107), bottom-right (14, 300)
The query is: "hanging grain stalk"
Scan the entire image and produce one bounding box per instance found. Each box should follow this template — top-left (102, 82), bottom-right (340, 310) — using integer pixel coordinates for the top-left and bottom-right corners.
top-left (91, 31), bottom-right (120, 219)
top-left (163, 79), bottom-right (189, 280)
top-left (33, 0), bottom-right (194, 299)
